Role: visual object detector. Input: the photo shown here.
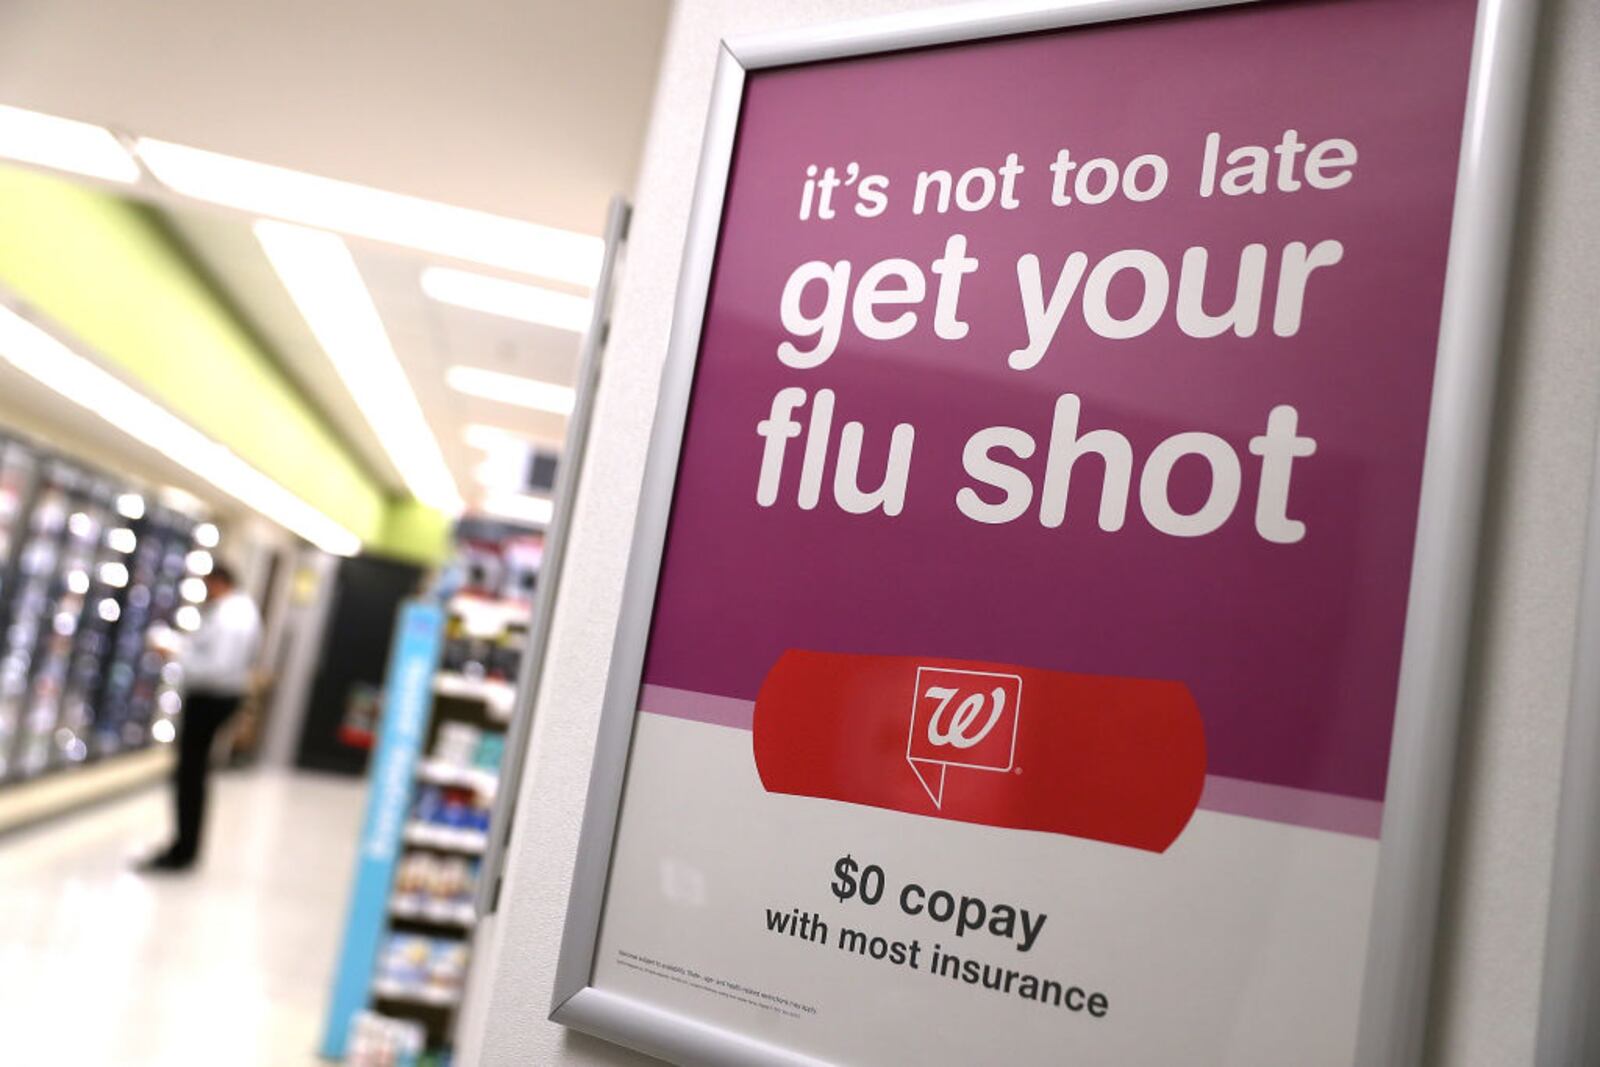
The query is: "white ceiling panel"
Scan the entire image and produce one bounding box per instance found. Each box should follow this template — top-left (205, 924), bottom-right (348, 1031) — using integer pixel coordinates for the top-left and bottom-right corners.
top-left (164, 204), bottom-right (582, 509)
top-left (0, 0), bottom-right (669, 235)
top-left (0, 0), bottom-right (665, 518)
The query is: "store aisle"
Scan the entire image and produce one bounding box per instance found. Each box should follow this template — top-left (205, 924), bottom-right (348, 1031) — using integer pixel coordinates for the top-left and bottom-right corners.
top-left (0, 770), bottom-right (365, 1067)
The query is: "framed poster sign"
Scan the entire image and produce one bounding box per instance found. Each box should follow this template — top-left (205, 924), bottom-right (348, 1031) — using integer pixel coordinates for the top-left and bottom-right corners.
top-left (552, 0), bottom-right (1536, 1063)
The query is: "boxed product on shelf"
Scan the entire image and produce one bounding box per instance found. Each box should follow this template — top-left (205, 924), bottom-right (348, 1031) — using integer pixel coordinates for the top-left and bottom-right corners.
top-left (424, 721), bottom-right (506, 783)
top-left (438, 627), bottom-right (492, 677)
top-left (345, 1011), bottom-right (427, 1067)
top-left (391, 852), bottom-right (479, 925)
top-left (411, 785), bottom-right (490, 834)
top-left (487, 621), bottom-right (525, 681)
top-left (374, 932), bottom-right (469, 1005)
top-left (429, 721), bottom-right (480, 768)
top-left (471, 733), bottom-right (504, 775)
top-left (427, 939), bottom-right (468, 994)
top-left (436, 588), bottom-right (531, 682)
top-left (377, 934), bottom-right (433, 991)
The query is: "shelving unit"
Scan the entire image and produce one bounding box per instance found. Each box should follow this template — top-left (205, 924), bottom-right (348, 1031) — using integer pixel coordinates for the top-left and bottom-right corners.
top-left (354, 591), bottom-right (529, 1061)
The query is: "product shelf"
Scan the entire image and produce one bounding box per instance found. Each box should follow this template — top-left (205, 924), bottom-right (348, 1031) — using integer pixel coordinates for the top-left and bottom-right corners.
top-left (390, 894), bottom-right (477, 929)
top-left (432, 673), bottom-right (517, 722)
top-left (414, 758), bottom-right (498, 799)
top-left (371, 979), bottom-right (461, 1008)
top-left (402, 821), bottom-right (488, 854)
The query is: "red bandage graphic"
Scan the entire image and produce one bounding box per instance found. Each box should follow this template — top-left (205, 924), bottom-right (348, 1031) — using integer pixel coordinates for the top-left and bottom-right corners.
top-left (752, 650), bottom-right (1207, 852)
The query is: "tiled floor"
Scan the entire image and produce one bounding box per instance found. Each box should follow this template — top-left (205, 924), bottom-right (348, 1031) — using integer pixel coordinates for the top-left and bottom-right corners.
top-left (0, 769), bottom-right (366, 1066)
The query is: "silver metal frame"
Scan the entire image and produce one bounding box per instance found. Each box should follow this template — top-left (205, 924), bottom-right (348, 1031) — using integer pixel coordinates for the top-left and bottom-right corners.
top-left (476, 195), bottom-right (633, 921)
top-left (549, 1), bottom-right (1540, 1063)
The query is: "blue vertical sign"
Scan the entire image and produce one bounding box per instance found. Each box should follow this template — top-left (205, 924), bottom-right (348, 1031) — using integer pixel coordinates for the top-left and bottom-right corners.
top-left (320, 598), bottom-right (444, 1060)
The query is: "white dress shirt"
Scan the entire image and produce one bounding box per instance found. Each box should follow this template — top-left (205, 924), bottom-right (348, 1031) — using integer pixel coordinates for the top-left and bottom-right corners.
top-left (183, 589), bottom-right (263, 698)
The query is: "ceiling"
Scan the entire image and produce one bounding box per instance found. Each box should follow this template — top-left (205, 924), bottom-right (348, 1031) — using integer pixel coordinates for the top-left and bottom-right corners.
top-left (161, 204), bottom-right (580, 500)
top-left (0, 0), bottom-right (670, 231)
top-left (0, 0), bottom-right (671, 516)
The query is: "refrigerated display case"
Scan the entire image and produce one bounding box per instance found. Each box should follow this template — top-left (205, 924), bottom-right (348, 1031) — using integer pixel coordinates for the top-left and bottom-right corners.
top-left (0, 435), bottom-right (40, 773)
top-left (0, 433), bottom-right (200, 790)
top-left (89, 500), bottom-right (195, 758)
top-left (0, 452), bottom-right (71, 781)
top-left (0, 435), bottom-right (38, 589)
top-left (9, 460), bottom-right (120, 777)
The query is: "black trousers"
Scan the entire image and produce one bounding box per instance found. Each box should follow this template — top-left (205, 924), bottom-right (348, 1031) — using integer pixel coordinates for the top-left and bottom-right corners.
top-left (170, 693), bottom-right (242, 862)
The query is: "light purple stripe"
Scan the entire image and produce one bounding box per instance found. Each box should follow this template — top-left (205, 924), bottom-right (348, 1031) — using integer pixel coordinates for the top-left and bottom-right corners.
top-left (640, 684), bottom-right (756, 730)
top-left (1197, 774), bottom-right (1383, 839)
top-left (638, 685), bottom-right (1383, 838)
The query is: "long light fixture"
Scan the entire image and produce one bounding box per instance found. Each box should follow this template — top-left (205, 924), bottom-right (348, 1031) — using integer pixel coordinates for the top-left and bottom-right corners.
top-left (462, 423), bottom-right (559, 452)
top-left (420, 267), bottom-right (592, 333)
top-left (136, 138), bottom-right (603, 286)
top-left (0, 104), bottom-right (139, 184)
top-left (0, 303), bottom-right (361, 556)
top-left (463, 423), bottom-right (527, 451)
top-left (255, 219), bottom-right (463, 514)
top-left (479, 493), bottom-right (554, 527)
top-left (446, 365), bottom-right (575, 416)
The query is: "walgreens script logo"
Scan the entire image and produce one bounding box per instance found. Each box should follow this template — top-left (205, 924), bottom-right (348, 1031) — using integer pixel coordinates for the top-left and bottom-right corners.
top-left (751, 650), bottom-right (1207, 851)
top-left (906, 667), bottom-right (1021, 808)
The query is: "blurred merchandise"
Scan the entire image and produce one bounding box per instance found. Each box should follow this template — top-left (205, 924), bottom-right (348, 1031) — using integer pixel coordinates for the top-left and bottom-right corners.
top-left (0, 431), bottom-right (198, 788)
top-left (391, 852), bottom-right (479, 927)
top-left (345, 1011), bottom-right (428, 1067)
top-left (445, 517), bottom-right (544, 606)
top-left (408, 784), bottom-right (491, 838)
top-left (428, 721), bottom-right (480, 768)
top-left (438, 597), bottom-right (529, 686)
top-left (373, 933), bottom-right (470, 1006)
top-left (337, 682), bottom-right (384, 751)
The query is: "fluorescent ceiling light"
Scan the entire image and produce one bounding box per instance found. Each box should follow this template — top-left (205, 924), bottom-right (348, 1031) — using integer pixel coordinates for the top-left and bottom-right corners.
top-left (421, 267), bottom-right (592, 333)
top-left (463, 423), bottom-right (561, 452)
top-left (479, 493), bottom-right (553, 527)
top-left (473, 452), bottom-right (529, 493)
top-left (136, 138), bottom-right (603, 286)
top-left (446, 365), bottom-right (575, 416)
top-left (0, 104), bottom-right (139, 183)
top-left (255, 219), bottom-right (462, 515)
top-left (463, 423), bottom-right (527, 451)
top-left (0, 303), bottom-right (361, 556)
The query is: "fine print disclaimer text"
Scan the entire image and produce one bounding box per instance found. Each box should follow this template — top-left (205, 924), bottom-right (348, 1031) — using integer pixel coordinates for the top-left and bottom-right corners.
top-left (615, 949), bottom-right (818, 1020)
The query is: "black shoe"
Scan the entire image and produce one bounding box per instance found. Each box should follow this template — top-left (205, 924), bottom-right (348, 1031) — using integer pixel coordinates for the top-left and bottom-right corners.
top-left (137, 848), bottom-right (195, 873)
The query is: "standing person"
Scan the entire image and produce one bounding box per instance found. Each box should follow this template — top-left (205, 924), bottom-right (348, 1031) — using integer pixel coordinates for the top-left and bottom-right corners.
top-left (141, 561), bottom-right (262, 872)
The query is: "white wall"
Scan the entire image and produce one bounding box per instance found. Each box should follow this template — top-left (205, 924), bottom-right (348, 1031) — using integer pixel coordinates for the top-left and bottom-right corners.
top-left (465, 0), bottom-right (1600, 1063)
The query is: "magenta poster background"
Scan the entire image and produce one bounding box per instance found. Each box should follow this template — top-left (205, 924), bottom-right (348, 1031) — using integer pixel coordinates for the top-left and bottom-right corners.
top-left (639, 0), bottom-right (1478, 821)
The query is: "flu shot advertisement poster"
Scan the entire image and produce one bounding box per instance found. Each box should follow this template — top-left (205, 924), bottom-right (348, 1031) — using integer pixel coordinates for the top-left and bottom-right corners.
top-left (587, 0), bottom-right (1480, 1061)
